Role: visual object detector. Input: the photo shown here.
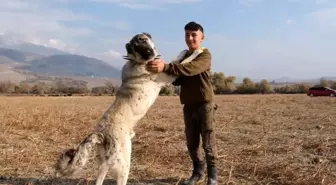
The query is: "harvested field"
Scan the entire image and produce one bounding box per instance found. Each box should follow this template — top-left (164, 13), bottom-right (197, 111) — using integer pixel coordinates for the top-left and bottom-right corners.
top-left (0, 94), bottom-right (335, 185)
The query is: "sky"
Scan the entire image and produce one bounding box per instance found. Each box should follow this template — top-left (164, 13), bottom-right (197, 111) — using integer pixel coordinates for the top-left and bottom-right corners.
top-left (1, 0), bottom-right (336, 80)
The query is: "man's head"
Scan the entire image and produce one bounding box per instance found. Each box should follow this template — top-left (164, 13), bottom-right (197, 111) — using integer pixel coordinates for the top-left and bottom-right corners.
top-left (184, 21), bottom-right (204, 51)
top-left (124, 32), bottom-right (158, 64)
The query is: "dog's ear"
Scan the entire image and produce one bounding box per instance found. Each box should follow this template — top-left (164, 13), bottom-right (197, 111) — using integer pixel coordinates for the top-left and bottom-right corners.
top-left (125, 43), bottom-right (133, 54)
top-left (142, 32), bottom-right (152, 39)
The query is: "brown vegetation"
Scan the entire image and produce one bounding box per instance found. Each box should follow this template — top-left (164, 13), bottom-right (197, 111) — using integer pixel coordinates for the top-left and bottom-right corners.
top-left (1, 73), bottom-right (336, 97)
top-left (3, 72), bottom-right (336, 98)
top-left (0, 94), bottom-right (335, 185)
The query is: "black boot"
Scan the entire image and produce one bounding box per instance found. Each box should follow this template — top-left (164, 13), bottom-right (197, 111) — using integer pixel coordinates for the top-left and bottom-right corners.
top-left (182, 162), bottom-right (205, 185)
top-left (207, 166), bottom-right (217, 185)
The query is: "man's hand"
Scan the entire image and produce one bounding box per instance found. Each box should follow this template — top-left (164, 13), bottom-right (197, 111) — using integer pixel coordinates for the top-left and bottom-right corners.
top-left (146, 59), bottom-right (166, 72)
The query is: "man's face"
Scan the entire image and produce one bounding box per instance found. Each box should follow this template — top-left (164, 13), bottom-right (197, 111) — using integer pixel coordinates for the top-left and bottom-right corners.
top-left (185, 29), bottom-right (204, 51)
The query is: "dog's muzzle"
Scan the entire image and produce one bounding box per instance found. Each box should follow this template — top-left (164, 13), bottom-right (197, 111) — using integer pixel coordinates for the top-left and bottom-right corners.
top-left (138, 48), bottom-right (154, 60)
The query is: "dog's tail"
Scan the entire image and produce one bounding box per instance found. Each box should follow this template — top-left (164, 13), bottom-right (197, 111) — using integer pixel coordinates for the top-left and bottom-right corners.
top-left (55, 132), bottom-right (105, 177)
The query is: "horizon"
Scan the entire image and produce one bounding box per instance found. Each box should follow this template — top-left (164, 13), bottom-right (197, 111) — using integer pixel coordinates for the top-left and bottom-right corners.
top-left (1, 0), bottom-right (336, 80)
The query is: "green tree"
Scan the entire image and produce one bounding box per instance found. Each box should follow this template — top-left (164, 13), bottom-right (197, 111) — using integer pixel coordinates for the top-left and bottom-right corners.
top-left (224, 76), bottom-right (237, 93)
top-left (91, 86), bottom-right (107, 95)
top-left (331, 82), bottom-right (336, 90)
top-left (160, 85), bottom-right (175, 96)
top-left (294, 83), bottom-right (311, 93)
top-left (210, 72), bottom-right (226, 93)
top-left (256, 79), bottom-right (274, 94)
top-left (31, 82), bottom-right (49, 94)
top-left (237, 77), bottom-right (257, 94)
top-left (105, 81), bottom-right (116, 95)
top-left (55, 81), bottom-right (67, 93)
top-left (320, 78), bottom-right (329, 87)
top-left (210, 72), bottom-right (236, 94)
top-left (274, 83), bottom-right (312, 94)
top-left (19, 81), bottom-right (31, 93)
top-left (0, 81), bottom-right (15, 93)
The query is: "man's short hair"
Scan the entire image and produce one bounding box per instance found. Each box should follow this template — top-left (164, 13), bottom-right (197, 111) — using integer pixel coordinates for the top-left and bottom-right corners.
top-left (184, 21), bottom-right (204, 33)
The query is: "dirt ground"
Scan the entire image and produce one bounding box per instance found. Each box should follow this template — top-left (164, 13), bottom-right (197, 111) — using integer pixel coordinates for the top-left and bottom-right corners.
top-left (0, 94), bottom-right (335, 185)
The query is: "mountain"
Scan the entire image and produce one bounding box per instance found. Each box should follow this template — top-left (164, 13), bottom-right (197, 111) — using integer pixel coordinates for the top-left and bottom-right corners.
top-left (18, 54), bottom-right (121, 78)
top-left (0, 47), bottom-right (122, 86)
top-left (0, 35), bottom-right (67, 56)
top-left (0, 48), bottom-right (43, 64)
top-left (11, 42), bottom-right (68, 56)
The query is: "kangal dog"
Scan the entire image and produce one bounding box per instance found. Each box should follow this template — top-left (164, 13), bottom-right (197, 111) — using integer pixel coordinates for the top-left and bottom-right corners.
top-left (55, 32), bottom-right (205, 185)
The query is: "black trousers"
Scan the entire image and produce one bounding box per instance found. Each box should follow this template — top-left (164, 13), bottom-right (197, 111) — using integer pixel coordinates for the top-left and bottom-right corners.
top-left (183, 102), bottom-right (218, 168)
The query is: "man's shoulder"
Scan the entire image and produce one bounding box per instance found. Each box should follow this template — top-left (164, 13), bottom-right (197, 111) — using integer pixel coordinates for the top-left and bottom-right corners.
top-left (196, 47), bottom-right (211, 59)
top-left (202, 48), bottom-right (211, 55)
top-left (178, 47), bottom-right (211, 63)
top-left (203, 47), bottom-right (211, 53)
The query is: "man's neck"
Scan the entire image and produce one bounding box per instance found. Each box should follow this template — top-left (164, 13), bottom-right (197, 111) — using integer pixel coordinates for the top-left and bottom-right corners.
top-left (188, 46), bottom-right (202, 52)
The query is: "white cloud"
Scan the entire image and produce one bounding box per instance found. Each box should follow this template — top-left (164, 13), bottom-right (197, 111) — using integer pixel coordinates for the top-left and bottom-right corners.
top-left (0, 0), bottom-right (131, 58)
top-left (90, 0), bottom-right (200, 3)
top-left (105, 21), bottom-right (132, 31)
top-left (286, 19), bottom-right (296, 24)
top-left (95, 49), bottom-right (125, 68)
top-left (89, 0), bottom-right (201, 9)
top-left (0, 0), bottom-right (93, 44)
top-left (309, 8), bottom-right (336, 32)
top-left (236, 0), bottom-right (265, 6)
top-left (1, 1), bottom-right (42, 11)
top-left (236, 0), bottom-right (313, 5)
top-left (310, 8), bottom-right (336, 22)
top-left (119, 3), bottom-right (155, 9)
top-left (101, 49), bottom-right (123, 59)
top-left (205, 24), bottom-right (336, 79)
top-left (28, 38), bottom-right (78, 53)
top-left (315, 0), bottom-right (329, 4)
top-left (1, 0), bottom-right (335, 80)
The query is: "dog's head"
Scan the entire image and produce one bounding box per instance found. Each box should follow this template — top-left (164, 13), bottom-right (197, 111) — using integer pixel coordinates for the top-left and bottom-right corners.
top-left (124, 32), bottom-right (159, 64)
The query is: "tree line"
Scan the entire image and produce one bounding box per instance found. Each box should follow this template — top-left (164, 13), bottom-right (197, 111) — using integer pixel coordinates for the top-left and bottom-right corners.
top-left (0, 73), bottom-right (335, 96)
top-left (0, 80), bottom-right (118, 96)
top-left (159, 72), bottom-right (336, 96)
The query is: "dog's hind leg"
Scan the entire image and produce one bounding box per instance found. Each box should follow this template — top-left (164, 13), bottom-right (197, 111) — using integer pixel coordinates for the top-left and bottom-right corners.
top-left (95, 162), bottom-right (109, 185)
top-left (116, 139), bottom-right (132, 185)
top-left (116, 165), bottom-right (130, 185)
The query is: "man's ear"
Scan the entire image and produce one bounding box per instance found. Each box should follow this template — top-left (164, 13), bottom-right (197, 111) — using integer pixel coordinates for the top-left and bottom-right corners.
top-left (125, 43), bottom-right (133, 54)
top-left (201, 33), bottom-right (205, 41)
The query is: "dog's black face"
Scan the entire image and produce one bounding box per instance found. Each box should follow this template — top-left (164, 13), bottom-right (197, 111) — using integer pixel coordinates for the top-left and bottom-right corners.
top-left (124, 32), bottom-right (158, 63)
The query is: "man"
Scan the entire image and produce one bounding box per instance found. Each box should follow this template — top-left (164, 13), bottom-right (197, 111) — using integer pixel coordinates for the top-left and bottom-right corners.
top-left (146, 21), bottom-right (218, 185)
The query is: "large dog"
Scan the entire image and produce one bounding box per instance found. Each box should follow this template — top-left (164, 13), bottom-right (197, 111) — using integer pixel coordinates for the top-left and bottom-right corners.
top-left (55, 32), bottom-right (205, 185)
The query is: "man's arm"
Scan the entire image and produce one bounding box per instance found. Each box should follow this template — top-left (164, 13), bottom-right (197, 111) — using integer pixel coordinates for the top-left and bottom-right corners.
top-left (163, 50), bottom-right (211, 77)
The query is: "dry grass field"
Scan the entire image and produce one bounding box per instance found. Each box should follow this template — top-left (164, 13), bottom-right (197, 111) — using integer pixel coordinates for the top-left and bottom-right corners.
top-left (0, 94), bottom-right (335, 185)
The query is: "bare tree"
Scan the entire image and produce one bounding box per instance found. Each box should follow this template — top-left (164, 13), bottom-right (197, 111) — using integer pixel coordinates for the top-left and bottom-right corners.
top-left (105, 81), bottom-right (115, 95)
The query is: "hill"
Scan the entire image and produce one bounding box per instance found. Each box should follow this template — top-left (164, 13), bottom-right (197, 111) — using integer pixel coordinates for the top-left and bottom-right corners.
top-left (10, 42), bottom-right (68, 56)
top-left (0, 47), bottom-right (122, 87)
top-left (18, 54), bottom-right (121, 78)
top-left (0, 48), bottom-right (43, 64)
top-left (0, 35), bottom-right (67, 56)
